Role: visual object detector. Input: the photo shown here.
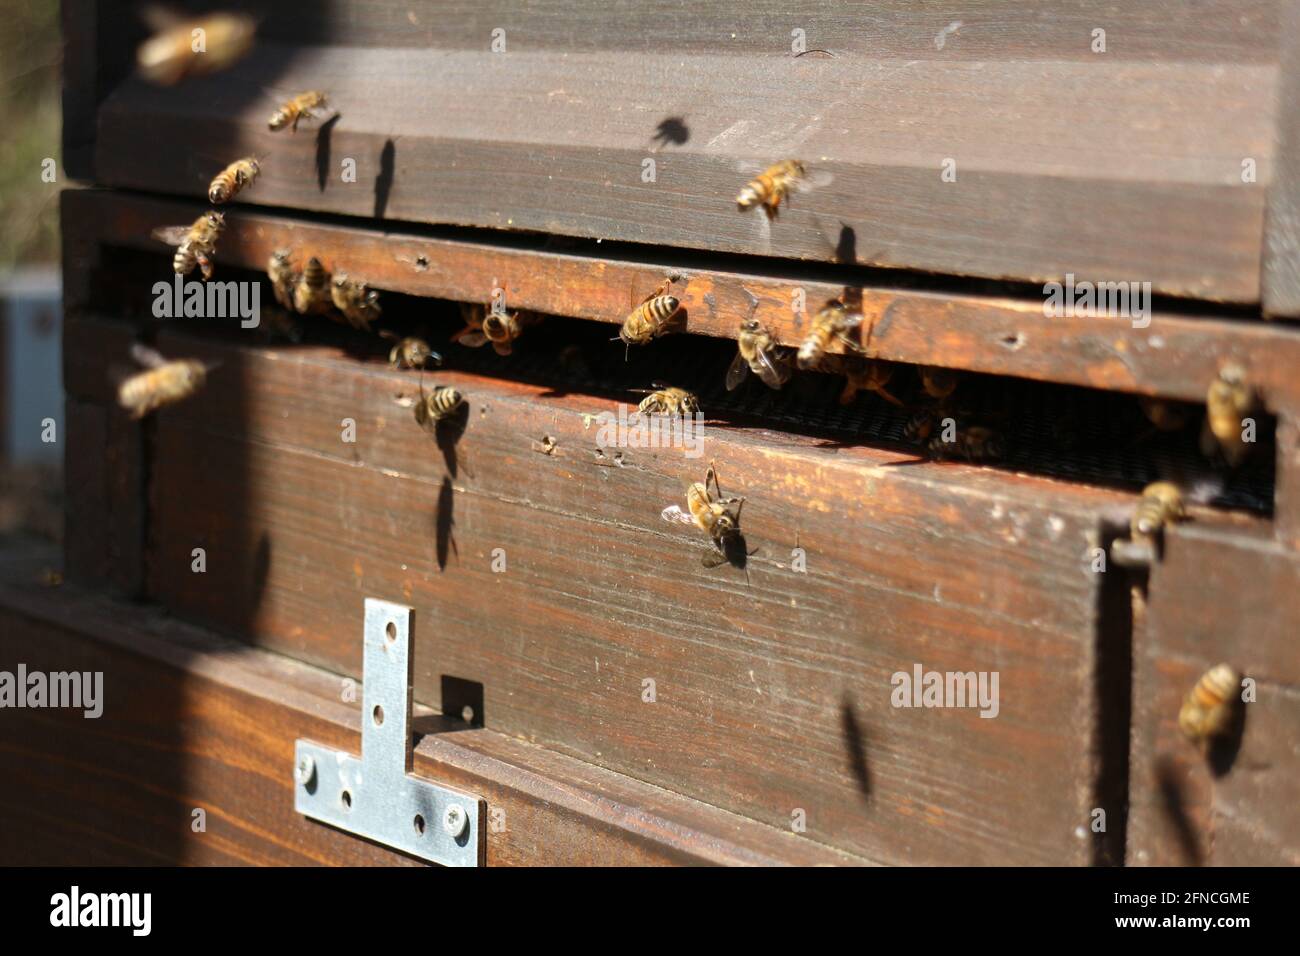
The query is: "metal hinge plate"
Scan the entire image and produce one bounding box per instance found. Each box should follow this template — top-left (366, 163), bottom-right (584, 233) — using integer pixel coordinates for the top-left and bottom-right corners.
top-left (294, 599), bottom-right (484, 866)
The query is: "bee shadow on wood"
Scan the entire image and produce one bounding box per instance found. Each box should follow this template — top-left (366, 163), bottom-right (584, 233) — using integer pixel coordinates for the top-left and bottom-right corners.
top-left (434, 475), bottom-right (458, 571)
top-left (315, 114), bottom-right (341, 192)
top-left (840, 694), bottom-right (872, 802)
top-left (651, 116), bottom-right (690, 149)
top-left (433, 401), bottom-right (471, 479)
top-left (1155, 755), bottom-right (1203, 865)
top-left (1207, 695), bottom-right (1247, 778)
top-left (373, 138), bottom-right (396, 219)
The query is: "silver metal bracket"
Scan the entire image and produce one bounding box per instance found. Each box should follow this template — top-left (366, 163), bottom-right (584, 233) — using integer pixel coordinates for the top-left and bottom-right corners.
top-left (294, 599), bottom-right (484, 866)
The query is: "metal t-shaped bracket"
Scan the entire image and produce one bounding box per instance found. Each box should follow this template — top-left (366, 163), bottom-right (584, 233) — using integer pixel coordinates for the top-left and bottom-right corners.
top-left (293, 599), bottom-right (484, 866)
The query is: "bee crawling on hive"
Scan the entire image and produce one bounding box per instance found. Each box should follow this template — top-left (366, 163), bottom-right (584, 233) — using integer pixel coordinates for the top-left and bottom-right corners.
top-left (728, 315), bottom-right (792, 391)
top-left (1199, 364), bottom-right (1257, 468)
top-left (926, 421), bottom-right (1005, 463)
top-left (615, 277), bottom-right (684, 358)
top-left (268, 90), bottom-right (329, 132)
top-left (292, 256), bottom-right (333, 315)
top-left (796, 298), bottom-right (861, 371)
top-left (394, 377), bottom-right (466, 434)
top-left (632, 383), bottom-right (700, 418)
top-left (330, 273), bottom-right (382, 331)
top-left (380, 331), bottom-right (441, 370)
top-left (662, 461), bottom-right (751, 571)
top-left (115, 344), bottom-right (217, 419)
top-left (266, 249), bottom-right (298, 310)
top-left (152, 211), bottom-right (225, 281)
top-left (455, 282), bottom-right (539, 356)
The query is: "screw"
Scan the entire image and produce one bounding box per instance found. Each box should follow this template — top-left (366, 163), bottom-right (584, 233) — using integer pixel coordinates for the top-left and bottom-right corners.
top-left (443, 805), bottom-right (468, 838)
top-left (296, 754), bottom-right (316, 786)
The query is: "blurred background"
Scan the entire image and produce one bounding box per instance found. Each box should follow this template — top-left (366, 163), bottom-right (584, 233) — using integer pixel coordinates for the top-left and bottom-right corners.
top-left (0, 0), bottom-right (63, 545)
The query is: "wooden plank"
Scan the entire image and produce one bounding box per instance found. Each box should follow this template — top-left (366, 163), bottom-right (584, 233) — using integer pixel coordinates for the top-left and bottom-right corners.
top-left (59, 0), bottom-right (98, 182)
top-left (111, 321), bottom-right (1140, 865)
top-left (1127, 527), bottom-right (1300, 865)
top-left (1262, 0), bottom-right (1300, 316)
top-left (86, 7), bottom-right (1278, 300)
top-left (0, 545), bottom-right (860, 866)
top-left (62, 190), bottom-right (1300, 409)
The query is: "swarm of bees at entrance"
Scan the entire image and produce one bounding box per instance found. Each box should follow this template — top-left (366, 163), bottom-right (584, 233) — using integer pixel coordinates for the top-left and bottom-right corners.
top-left (264, 250), bottom-right (383, 331)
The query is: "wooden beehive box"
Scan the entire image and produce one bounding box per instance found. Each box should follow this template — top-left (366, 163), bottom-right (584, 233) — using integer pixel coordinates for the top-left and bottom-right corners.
top-left (3, 0), bottom-right (1297, 866)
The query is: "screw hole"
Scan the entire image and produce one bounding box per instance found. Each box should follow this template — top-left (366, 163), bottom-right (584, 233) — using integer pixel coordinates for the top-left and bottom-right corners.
top-left (373, 704), bottom-right (385, 726)
top-left (385, 621), bottom-right (397, 642)
top-left (341, 789), bottom-right (352, 810)
top-left (413, 814), bottom-right (426, 836)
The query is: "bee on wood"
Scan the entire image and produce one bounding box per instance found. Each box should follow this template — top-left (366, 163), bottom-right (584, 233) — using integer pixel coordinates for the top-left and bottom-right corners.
top-left (1178, 663), bottom-right (1243, 749)
top-left (136, 13), bottom-right (256, 86)
top-left (919, 366), bottom-right (960, 401)
top-left (116, 344), bottom-right (215, 419)
top-left (617, 279), bottom-right (683, 357)
top-left (736, 160), bottom-right (806, 219)
top-left (208, 156), bottom-right (261, 204)
top-left (380, 332), bottom-right (441, 370)
top-left (454, 285), bottom-right (538, 356)
top-left (1131, 481), bottom-right (1185, 545)
top-left (796, 298), bottom-right (860, 371)
top-left (727, 316), bottom-right (792, 391)
top-left (267, 249), bottom-right (297, 310)
top-left (633, 384), bottom-right (700, 418)
top-left (152, 211), bottom-right (225, 281)
top-left (928, 424), bottom-right (1005, 462)
top-left (837, 356), bottom-right (903, 406)
top-left (293, 256), bottom-right (332, 315)
top-left (268, 91), bottom-right (328, 132)
top-left (662, 461), bottom-right (745, 567)
top-left (413, 380), bottom-right (465, 431)
top-left (330, 273), bottom-right (382, 331)
top-left (1140, 396), bottom-right (1190, 433)
top-left (1200, 364), bottom-right (1256, 467)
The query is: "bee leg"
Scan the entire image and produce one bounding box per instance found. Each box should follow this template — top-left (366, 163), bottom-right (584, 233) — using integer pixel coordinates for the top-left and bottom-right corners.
top-left (197, 254), bottom-right (214, 281)
top-left (874, 384), bottom-right (905, 407)
top-left (838, 379), bottom-right (858, 405)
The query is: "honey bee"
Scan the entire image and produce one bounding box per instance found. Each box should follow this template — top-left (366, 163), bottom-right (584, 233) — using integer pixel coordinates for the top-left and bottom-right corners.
top-left (837, 356), bottom-right (903, 406)
top-left (736, 160), bottom-right (807, 219)
top-left (330, 273), bottom-right (382, 331)
top-left (919, 366), bottom-right (960, 401)
top-left (268, 91), bottom-right (328, 132)
top-left (136, 13), bottom-right (256, 86)
top-left (267, 249), bottom-right (297, 310)
top-left (928, 424), bottom-right (1005, 462)
top-left (661, 461), bottom-right (745, 566)
top-left (293, 256), bottom-right (332, 315)
top-left (633, 384), bottom-right (700, 418)
top-left (151, 211), bottom-right (225, 281)
top-left (1178, 663), bottom-right (1243, 748)
top-left (617, 279), bottom-right (683, 356)
top-left (1130, 481), bottom-right (1185, 545)
top-left (116, 344), bottom-right (214, 419)
top-left (208, 156), bottom-right (261, 204)
top-left (413, 380), bottom-right (466, 431)
top-left (453, 287), bottom-right (538, 356)
top-left (797, 298), bottom-right (860, 371)
top-left (1140, 396), bottom-right (1190, 433)
top-left (1200, 364), bottom-right (1256, 467)
top-left (728, 317), bottom-right (792, 390)
top-left (380, 331), bottom-right (441, 370)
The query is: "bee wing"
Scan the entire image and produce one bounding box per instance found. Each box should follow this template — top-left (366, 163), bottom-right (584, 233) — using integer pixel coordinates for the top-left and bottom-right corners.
top-left (378, 330), bottom-right (398, 342)
top-left (661, 505), bottom-right (696, 525)
top-left (454, 328), bottom-right (490, 348)
top-left (130, 343), bottom-right (167, 368)
top-left (725, 350), bottom-right (751, 391)
top-left (392, 393), bottom-right (417, 408)
top-left (151, 225), bottom-right (191, 246)
top-left (754, 349), bottom-right (792, 389)
top-left (491, 341), bottom-right (513, 357)
top-left (794, 168), bottom-right (835, 193)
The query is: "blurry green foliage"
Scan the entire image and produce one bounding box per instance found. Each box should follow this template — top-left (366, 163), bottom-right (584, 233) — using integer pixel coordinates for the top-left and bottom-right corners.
top-left (0, 0), bottom-right (62, 267)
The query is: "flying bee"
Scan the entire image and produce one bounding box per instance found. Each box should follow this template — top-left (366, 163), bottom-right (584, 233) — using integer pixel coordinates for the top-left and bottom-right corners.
top-left (1140, 396), bottom-right (1190, 433)
top-left (617, 278), bottom-right (683, 357)
top-left (116, 344), bottom-right (215, 419)
top-left (151, 211), bottom-right (225, 281)
top-left (1200, 364), bottom-right (1256, 467)
top-left (208, 156), bottom-right (261, 204)
top-left (728, 316), bottom-right (792, 390)
top-left (380, 331), bottom-right (441, 370)
top-left (292, 256), bottom-right (332, 315)
top-left (633, 384), bottom-right (700, 418)
top-left (267, 249), bottom-right (297, 310)
top-left (412, 380), bottom-right (466, 432)
top-left (919, 366), bottom-right (960, 401)
top-left (797, 298), bottom-right (860, 371)
top-left (661, 461), bottom-right (745, 567)
top-left (837, 356), bottom-right (903, 406)
top-left (1178, 663), bottom-right (1243, 749)
top-left (136, 13), bottom-right (256, 86)
top-left (1130, 480), bottom-right (1185, 545)
top-left (928, 424), bottom-right (1005, 462)
top-left (330, 273), bottom-right (382, 331)
top-left (268, 90), bottom-right (328, 132)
